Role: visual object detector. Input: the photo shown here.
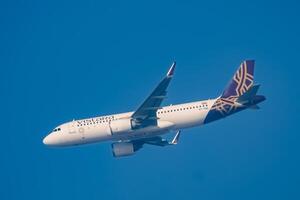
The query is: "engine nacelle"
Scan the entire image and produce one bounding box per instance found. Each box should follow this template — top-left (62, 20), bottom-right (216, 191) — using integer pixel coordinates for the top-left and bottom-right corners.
top-left (111, 142), bottom-right (136, 157)
top-left (109, 119), bottom-right (133, 134)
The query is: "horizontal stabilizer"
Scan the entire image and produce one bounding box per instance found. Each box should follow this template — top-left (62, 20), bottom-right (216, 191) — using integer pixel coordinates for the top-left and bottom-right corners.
top-left (237, 84), bottom-right (260, 104)
top-left (249, 105), bottom-right (260, 110)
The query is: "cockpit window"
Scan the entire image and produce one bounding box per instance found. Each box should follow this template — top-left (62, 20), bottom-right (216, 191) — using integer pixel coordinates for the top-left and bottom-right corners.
top-left (52, 128), bottom-right (61, 132)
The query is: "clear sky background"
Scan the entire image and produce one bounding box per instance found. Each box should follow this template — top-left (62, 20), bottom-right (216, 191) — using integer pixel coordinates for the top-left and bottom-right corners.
top-left (1, 0), bottom-right (300, 200)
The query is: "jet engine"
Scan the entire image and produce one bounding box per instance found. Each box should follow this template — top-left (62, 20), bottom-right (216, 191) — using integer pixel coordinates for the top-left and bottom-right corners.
top-left (109, 119), bottom-right (133, 134)
top-left (111, 142), bottom-right (141, 157)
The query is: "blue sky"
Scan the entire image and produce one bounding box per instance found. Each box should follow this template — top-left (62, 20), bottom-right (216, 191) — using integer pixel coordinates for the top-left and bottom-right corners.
top-left (1, 0), bottom-right (300, 200)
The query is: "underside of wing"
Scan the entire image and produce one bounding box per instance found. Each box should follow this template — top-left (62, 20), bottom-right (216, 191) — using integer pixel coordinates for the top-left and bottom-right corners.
top-left (135, 136), bottom-right (170, 146)
top-left (132, 130), bottom-right (181, 147)
top-left (111, 131), bottom-right (181, 158)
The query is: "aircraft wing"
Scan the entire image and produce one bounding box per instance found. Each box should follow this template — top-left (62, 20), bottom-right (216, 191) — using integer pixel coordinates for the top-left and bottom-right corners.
top-left (132, 131), bottom-right (181, 148)
top-left (131, 62), bottom-right (176, 127)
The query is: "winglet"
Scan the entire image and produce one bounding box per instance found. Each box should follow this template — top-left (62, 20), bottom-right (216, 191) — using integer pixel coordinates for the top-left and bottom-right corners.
top-left (170, 130), bottom-right (181, 145)
top-left (167, 62), bottom-right (176, 77)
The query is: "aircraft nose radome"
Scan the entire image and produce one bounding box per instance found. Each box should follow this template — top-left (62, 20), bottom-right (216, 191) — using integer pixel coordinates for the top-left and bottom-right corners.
top-left (43, 134), bottom-right (57, 146)
top-left (43, 135), bottom-right (51, 145)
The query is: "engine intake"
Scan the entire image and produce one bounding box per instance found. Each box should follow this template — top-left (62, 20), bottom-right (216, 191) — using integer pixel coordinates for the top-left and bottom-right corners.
top-left (112, 142), bottom-right (139, 157)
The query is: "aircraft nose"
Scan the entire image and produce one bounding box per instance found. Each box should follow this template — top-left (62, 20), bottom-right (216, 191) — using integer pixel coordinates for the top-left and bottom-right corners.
top-left (43, 134), bottom-right (59, 146)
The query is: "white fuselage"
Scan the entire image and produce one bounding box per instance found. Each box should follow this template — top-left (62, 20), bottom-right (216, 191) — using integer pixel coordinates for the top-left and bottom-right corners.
top-left (43, 99), bottom-right (216, 147)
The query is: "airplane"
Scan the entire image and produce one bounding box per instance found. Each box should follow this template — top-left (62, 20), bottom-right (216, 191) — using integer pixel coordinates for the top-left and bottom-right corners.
top-left (43, 60), bottom-right (266, 157)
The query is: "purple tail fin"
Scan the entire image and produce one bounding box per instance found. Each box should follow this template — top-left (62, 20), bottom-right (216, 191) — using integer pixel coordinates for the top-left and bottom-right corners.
top-left (221, 60), bottom-right (255, 98)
